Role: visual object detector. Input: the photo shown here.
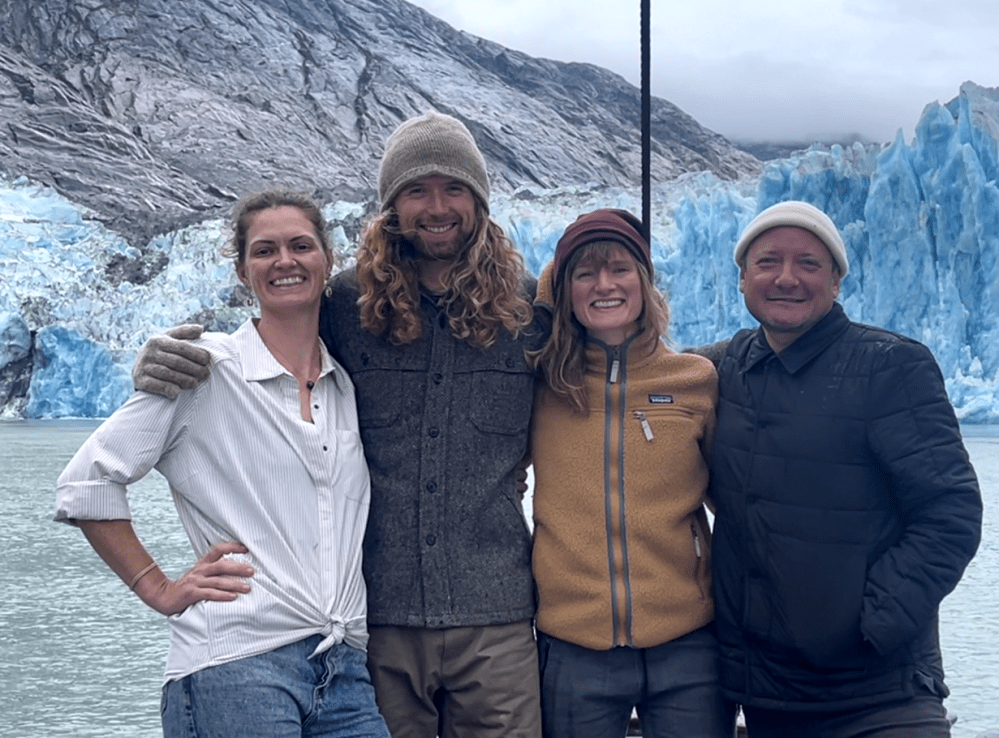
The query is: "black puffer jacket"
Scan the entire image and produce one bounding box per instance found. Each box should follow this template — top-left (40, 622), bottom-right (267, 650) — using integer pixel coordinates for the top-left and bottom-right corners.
top-left (710, 303), bottom-right (981, 711)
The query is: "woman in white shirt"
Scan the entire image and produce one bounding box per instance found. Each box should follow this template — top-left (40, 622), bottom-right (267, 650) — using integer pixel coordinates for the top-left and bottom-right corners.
top-left (55, 191), bottom-right (390, 738)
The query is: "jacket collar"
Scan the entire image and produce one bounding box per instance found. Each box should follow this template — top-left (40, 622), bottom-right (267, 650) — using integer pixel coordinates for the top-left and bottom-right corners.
top-left (745, 302), bottom-right (851, 375)
top-left (584, 327), bottom-right (660, 373)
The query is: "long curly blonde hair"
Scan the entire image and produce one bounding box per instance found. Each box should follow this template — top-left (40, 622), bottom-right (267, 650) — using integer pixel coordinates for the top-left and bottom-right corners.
top-left (355, 202), bottom-right (533, 348)
top-left (530, 242), bottom-right (670, 414)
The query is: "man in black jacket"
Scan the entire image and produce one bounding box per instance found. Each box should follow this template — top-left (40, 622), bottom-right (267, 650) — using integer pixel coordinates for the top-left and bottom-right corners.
top-left (709, 201), bottom-right (982, 737)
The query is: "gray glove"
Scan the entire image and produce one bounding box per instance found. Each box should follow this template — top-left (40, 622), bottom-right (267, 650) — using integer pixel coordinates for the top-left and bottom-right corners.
top-left (133, 324), bottom-right (212, 399)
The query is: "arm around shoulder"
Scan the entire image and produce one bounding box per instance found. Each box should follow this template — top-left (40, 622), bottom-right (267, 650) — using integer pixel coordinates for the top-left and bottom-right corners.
top-left (133, 324), bottom-right (211, 398)
top-left (683, 338), bottom-right (731, 369)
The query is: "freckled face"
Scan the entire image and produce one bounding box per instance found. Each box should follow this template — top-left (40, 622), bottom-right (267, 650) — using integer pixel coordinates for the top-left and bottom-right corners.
top-left (237, 206), bottom-right (331, 316)
top-left (393, 175), bottom-right (477, 262)
top-left (569, 245), bottom-right (644, 346)
top-left (739, 226), bottom-right (841, 353)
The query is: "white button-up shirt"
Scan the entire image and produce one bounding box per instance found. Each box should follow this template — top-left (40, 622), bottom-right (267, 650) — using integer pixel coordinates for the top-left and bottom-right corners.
top-left (56, 319), bottom-right (371, 681)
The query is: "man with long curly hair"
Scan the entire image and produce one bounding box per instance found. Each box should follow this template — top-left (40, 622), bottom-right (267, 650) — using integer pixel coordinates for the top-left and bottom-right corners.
top-left (324, 111), bottom-right (543, 738)
top-left (134, 112), bottom-right (544, 738)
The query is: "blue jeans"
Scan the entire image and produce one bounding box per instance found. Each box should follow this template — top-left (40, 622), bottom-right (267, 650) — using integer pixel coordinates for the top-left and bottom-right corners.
top-left (537, 626), bottom-right (736, 738)
top-left (161, 635), bottom-right (390, 738)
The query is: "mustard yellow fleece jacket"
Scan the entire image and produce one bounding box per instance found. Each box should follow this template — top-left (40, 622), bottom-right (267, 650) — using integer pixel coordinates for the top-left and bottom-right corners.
top-left (531, 266), bottom-right (718, 651)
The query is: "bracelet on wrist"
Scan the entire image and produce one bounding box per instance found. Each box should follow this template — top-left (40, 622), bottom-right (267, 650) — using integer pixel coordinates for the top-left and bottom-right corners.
top-left (129, 561), bottom-right (158, 591)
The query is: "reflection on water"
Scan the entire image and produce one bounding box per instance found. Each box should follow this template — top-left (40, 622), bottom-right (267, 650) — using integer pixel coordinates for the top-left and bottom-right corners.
top-left (1, 421), bottom-right (996, 738)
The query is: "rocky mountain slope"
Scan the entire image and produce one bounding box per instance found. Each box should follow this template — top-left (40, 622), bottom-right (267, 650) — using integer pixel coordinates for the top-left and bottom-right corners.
top-left (0, 0), bottom-right (760, 245)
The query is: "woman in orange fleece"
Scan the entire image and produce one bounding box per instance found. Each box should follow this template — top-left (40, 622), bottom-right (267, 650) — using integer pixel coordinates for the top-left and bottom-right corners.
top-left (529, 209), bottom-right (734, 738)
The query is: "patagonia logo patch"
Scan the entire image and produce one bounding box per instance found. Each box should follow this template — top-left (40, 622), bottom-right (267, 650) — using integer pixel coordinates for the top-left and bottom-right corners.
top-left (648, 394), bottom-right (674, 404)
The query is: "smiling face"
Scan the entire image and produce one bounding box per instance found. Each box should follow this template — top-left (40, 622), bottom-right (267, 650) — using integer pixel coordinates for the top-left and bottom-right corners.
top-left (236, 206), bottom-right (331, 317)
top-left (393, 174), bottom-right (478, 263)
top-left (739, 226), bottom-right (842, 353)
top-left (569, 243), bottom-right (644, 346)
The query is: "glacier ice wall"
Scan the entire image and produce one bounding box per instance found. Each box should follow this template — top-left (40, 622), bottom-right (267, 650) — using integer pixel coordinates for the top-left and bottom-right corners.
top-left (658, 86), bottom-right (998, 422)
top-left (1, 82), bottom-right (998, 421)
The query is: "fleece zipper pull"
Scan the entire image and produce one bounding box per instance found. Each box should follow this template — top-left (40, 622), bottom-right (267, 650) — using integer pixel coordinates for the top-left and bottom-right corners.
top-left (634, 410), bottom-right (654, 441)
top-left (608, 347), bottom-right (620, 384)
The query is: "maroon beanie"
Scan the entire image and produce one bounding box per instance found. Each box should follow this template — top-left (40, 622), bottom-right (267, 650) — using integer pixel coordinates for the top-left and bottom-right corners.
top-left (552, 209), bottom-right (651, 292)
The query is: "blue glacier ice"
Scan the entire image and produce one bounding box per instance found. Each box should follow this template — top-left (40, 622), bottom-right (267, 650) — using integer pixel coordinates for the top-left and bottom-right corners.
top-left (26, 325), bottom-right (133, 418)
top-left (1, 82), bottom-right (998, 421)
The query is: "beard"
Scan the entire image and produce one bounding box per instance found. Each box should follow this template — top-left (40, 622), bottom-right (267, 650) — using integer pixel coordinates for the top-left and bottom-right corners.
top-left (402, 224), bottom-right (475, 263)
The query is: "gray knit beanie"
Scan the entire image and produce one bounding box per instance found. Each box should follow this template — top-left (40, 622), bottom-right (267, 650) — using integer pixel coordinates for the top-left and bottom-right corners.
top-left (733, 201), bottom-right (850, 277)
top-left (378, 111), bottom-right (490, 212)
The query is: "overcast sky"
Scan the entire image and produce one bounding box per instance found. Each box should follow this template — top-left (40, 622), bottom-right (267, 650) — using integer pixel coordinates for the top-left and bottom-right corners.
top-left (406, 0), bottom-right (999, 144)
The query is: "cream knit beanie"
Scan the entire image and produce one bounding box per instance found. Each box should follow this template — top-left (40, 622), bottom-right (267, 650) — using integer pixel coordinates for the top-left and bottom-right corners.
top-left (733, 201), bottom-right (850, 277)
top-left (378, 111), bottom-right (490, 212)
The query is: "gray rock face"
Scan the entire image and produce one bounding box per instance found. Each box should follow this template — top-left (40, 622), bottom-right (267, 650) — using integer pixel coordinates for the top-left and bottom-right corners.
top-left (0, 0), bottom-right (760, 245)
top-left (0, 311), bottom-right (31, 413)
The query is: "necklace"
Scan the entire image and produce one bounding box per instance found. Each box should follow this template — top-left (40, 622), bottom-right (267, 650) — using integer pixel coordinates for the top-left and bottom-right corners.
top-left (265, 338), bottom-right (321, 388)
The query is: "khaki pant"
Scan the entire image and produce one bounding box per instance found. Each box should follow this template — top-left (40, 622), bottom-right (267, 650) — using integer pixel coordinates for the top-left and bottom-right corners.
top-left (367, 621), bottom-right (542, 738)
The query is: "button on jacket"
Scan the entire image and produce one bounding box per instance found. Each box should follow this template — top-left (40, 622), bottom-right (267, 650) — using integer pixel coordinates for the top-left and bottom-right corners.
top-left (710, 303), bottom-right (982, 711)
top-left (322, 268), bottom-right (544, 628)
